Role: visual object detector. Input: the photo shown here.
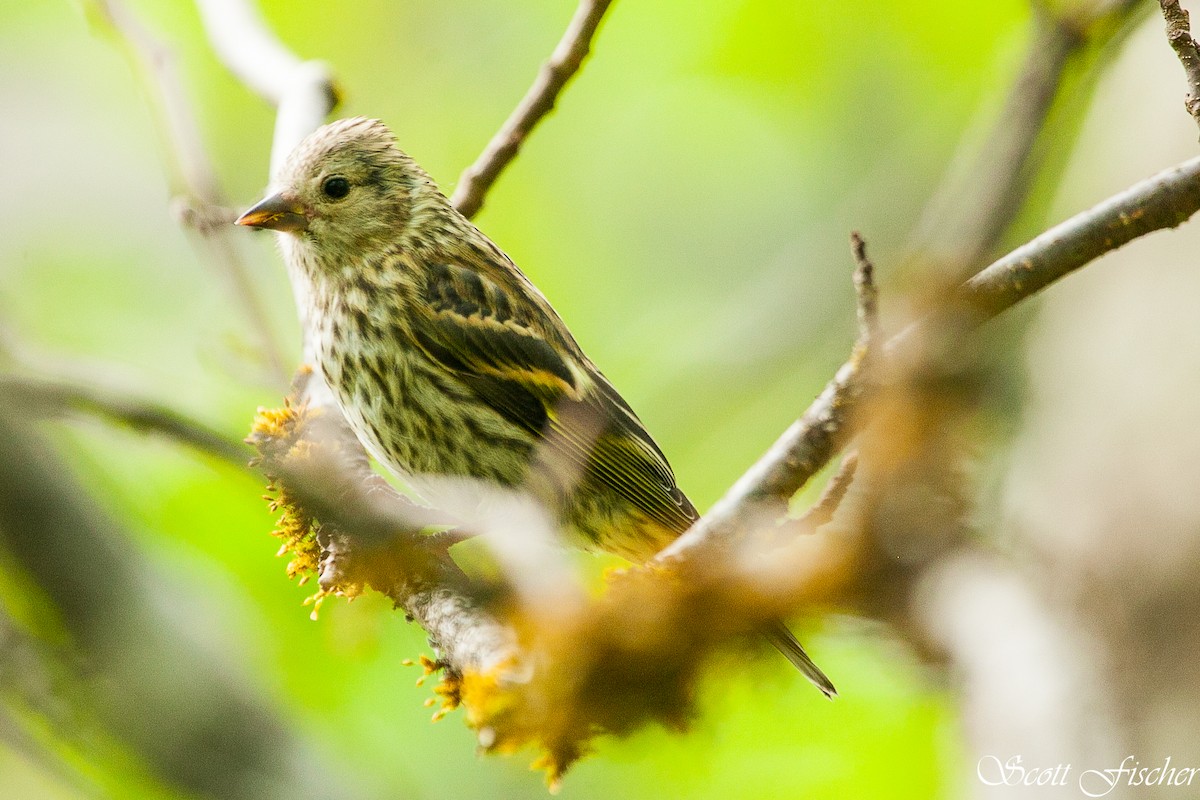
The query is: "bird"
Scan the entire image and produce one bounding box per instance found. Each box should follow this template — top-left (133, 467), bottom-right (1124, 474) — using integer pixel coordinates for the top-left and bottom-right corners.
top-left (236, 116), bottom-right (835, 697)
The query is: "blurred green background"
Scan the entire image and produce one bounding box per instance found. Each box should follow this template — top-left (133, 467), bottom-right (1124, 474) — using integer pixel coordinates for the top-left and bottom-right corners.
top-left (1, 1), bottom-right (1193, 797)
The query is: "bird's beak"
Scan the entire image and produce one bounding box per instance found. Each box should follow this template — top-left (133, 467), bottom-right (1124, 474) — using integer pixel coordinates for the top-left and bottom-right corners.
top-left (235, 192), bottom-right (309, 233)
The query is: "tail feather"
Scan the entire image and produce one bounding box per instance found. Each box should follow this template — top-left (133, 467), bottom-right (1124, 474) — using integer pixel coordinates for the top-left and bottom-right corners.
top-left (765, 620), bottom-right (837, 699)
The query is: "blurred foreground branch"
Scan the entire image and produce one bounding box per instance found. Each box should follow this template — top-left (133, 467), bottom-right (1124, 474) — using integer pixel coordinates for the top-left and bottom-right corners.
top-left (0, 411), bottom-right (367, 799)
top-left (0, 371), bottom-right (248, 465)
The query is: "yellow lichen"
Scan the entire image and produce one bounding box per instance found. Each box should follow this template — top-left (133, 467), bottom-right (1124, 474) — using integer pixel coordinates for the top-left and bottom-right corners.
top-left (249, 403), bottom-right (325, 593)
top-left (249, 403), bottom-right (298, 443)
top-left (248, 398), bottom-right (731, 788)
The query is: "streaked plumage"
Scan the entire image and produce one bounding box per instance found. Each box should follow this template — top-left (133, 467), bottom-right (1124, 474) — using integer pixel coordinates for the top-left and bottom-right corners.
top-left (238, 117), bottom-right (834, 695)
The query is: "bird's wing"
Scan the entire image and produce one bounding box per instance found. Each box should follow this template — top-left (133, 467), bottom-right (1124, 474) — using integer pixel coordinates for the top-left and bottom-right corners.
top-left (413, 261), bottom-right (697, 536)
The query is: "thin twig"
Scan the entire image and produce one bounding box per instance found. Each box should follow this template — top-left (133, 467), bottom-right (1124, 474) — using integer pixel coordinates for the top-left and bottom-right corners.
top-left (0, 373), bottom-right (249, 466)
top-left (450, 0), bottom-right (614, 219)
top-left (90, 0), bottom-right (290, 385)
top-left (660, 154), bottom-right (1200, 562)
top-left (790, 452), bottom-right (859, 534)
top-left (850, 232), bottom-right (880, 347)
top-left (767, 235), bottom-right (878, 542)
top-left (767, 229), bottom-right (878, 544)
top-left (1158, 0), bottom-right (1200, 131)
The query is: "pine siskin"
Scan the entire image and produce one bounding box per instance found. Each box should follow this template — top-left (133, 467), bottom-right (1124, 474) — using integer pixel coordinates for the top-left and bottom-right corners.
top-left (237, 117), bottom-right (834, 697)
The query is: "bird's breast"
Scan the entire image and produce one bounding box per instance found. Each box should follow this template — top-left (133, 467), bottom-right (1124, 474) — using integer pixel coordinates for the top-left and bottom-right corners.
top-left (311, 296), bottom-right (535, 490)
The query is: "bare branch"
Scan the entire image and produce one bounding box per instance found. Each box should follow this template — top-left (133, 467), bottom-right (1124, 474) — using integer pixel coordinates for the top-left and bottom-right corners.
top-left (194, 0), bottom-right (338, 176)
top-left (1158, 0), bottom-right (1200, 131)
top-left (0, 372), bottom-right (248, 466)
top-left (661, 154), bottom-right (1200, 563)
top-left (954, 155), bottom-right (1200, 317)
top-left (450, 0), bottom-right (614, 218)
top-left (90, 0), bottom-right (290, 384)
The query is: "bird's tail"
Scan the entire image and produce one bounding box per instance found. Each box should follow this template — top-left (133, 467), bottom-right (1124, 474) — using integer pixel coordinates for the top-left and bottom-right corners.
top-left (764, 619), bottom-right (837, 699)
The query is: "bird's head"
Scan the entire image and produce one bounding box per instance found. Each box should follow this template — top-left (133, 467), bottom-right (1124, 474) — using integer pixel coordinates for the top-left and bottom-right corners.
top-left (236, 117), bottom-right (446, 260)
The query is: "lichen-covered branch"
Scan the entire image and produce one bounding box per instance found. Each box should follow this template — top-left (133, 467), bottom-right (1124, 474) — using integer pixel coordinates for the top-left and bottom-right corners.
top-left (450, 0), bottom-right (614, 218)
top-left (246, 401), bottom-right (517, 675)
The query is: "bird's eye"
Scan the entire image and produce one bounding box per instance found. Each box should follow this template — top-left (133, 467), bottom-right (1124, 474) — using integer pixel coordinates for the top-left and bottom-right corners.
top-left (322, 176), bottom-right (350, 200)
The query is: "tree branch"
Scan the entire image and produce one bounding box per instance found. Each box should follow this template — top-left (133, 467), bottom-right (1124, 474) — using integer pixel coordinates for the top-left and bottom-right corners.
top-left (956, 155), bottom-right (1200, 316)
top-left (662, 154), bottom-right (1200, 562)
top-left (194, 0), bottom-right (339, 177)
top-left (1158, 0), bottom-right (1200, 131)
top-left (450, 0), bottom-right (614, 218)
